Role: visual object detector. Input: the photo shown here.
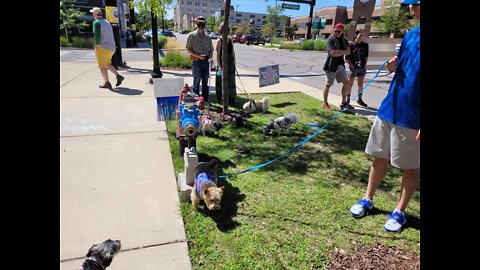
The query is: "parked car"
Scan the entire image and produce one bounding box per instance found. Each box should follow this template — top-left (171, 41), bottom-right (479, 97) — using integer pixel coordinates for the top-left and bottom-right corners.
top-left (239, 34), bottom-right (249, 44)
top-left (232, 34), bottom-right (242, 43)
top-left (293, 38), bottom-right (305, 44)
top-left (248, 34), bottom-right (266, 45)
top-left (180, 30), bottom-right (190, 34)
top-left (240, 34), bottom-right (265, 45)
top-left (144, 29), bottom-right (176, 41)
top-left (209, 32), bottom-right (220, 39)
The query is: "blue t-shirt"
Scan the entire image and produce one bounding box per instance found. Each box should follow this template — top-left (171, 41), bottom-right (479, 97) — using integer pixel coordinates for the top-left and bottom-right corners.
top-left (377, 26), bottom-right (420, 130)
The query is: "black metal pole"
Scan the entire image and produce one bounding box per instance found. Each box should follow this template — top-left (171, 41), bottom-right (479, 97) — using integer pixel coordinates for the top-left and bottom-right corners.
top-left (151, 8), bottom-right (163, 81)
top-left (307, 0), bottom-right (315, 39)
top-left (130, 7), bottom-right (137, 47)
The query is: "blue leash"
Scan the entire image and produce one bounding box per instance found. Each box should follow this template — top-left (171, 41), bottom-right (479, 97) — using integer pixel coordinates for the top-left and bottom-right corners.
top-left (218, 60), bottom-right (390, 179)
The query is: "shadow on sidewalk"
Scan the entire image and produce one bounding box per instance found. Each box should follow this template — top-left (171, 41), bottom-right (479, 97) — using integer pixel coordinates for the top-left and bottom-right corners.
top-left (110, 87), bottom-right (144, 95)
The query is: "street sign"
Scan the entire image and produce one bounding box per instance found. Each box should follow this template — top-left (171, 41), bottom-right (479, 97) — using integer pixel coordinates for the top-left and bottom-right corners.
top-left (282, 3), bottom-right (300, 10)
top-left (320, 16), bottom-right (326, 29)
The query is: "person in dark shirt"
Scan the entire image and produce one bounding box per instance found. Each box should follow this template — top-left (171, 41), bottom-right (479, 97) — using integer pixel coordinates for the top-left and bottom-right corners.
top-left (345, 29), bottom-right (369, 107)
top-left (349, 0), bottom-right (420, 233)
top-left (322, 23), bottom-right (350, 110)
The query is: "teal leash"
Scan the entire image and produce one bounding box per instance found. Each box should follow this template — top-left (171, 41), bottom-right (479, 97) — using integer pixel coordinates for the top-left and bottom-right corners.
top-left (218, 60), bottom-right (389, 179)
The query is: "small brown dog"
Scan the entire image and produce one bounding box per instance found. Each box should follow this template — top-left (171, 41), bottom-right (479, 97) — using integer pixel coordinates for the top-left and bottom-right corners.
top-left (191, 159), bottom-right (224, 210)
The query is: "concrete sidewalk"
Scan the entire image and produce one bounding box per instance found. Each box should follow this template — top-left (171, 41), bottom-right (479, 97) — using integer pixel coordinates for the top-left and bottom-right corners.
top-left (60, 60), bottom-right (379, 269)
top-left (60, 61), bottom-right (192, 270)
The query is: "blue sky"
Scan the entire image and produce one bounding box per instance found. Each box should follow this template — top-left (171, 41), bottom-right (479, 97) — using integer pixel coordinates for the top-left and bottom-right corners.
top-left (167, 0), bottom-right (381, 19)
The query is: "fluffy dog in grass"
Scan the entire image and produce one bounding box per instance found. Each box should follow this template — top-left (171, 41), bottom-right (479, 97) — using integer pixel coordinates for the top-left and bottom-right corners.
top-left (242, 97), bottom-right (270, 113)
top-left (199, 114), bottom-right (223, 136)
top-left (262, 113), bottom-right (299, 136)
top-left (79, 239), bottom-right (121, 270)
top-left (191, 159), bottom-right (224, 210)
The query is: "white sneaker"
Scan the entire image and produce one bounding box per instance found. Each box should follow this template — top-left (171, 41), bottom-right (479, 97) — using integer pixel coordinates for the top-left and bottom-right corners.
top-left (384, 209), bottom-right (407, 232)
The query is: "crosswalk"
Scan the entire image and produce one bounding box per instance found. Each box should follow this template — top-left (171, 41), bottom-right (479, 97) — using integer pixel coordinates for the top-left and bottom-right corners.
top-left (60, 50), bottom-right (96, 62)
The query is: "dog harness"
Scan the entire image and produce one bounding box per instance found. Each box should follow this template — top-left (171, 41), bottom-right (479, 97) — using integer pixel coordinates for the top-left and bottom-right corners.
top-left (195, 172), bottom-right (216, 199)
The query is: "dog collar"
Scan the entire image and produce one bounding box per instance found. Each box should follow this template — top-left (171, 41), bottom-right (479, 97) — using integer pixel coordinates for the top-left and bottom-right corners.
top-left (78, 257), bottom-right (105, 270)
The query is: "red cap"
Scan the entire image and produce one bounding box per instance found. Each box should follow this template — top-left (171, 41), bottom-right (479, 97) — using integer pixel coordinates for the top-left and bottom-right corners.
top-left (334, 23), bottom-right (345, 30)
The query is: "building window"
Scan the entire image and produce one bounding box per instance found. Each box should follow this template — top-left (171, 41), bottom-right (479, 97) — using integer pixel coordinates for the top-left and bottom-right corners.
top-left (237, 13), bottom-right (242, 17)
top-left (250, 15), bottom-right (255, 18)
top-left (263, 16), bottom-right (266, 19)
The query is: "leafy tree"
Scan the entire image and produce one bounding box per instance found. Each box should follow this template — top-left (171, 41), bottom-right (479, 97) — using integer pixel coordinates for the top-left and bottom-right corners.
top-left (133, 0), bottom-right (173, 78)
top-left (59, 1), bottom-right (88, 40)
top-left (261, 22), bottom-right (274, 38)
top-left (373, 0), bottom-right (413, 37)
top-left (207, 17), bottom-right (216, 32)
top-left (265, 5), bottom-right (283, 37)
top-left (236, 21), bottom-right (252, 34)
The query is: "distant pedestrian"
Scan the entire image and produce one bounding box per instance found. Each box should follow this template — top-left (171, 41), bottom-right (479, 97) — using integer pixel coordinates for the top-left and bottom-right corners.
top-left (349, 0), bottom-right (420, 233)
top-left (345, 29), bottom-right (369, 107)
top-left (90, 7), bottom-right (124, 90)
top-left (186, 16), bottom-right (214, 102)
top-left (322, 23), bottom-right (351, 110)
top-left (215, 22), bottom-right (237, 104)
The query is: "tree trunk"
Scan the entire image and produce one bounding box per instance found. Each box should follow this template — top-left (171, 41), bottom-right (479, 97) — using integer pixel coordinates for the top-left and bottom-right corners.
top-left (221, 0), bottom-right (232, 114)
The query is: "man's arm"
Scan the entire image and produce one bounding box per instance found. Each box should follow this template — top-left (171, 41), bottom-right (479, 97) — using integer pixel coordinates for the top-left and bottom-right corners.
top-left (186, 34), bottom-right (204, 60)
top-left (93, 20), bottom-right (101, 49)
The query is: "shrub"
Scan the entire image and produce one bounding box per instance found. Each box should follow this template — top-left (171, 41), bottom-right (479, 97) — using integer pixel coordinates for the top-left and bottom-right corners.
top-left (160, 51), bottom-right (192, 69)
top-left (60, 36), bottom-right (70, 47)
top-left (71, 37), bottom-right (94, 48)
top-left (314, 39), bottom-right (327, 51)
top-left (301, 39), bottom-right (315, 50)
top-left (150, 35), bottom-right (168, 48)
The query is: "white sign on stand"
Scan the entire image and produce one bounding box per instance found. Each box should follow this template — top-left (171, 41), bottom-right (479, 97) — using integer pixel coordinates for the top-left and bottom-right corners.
top-left (259, 64), bottom-right (279, 87)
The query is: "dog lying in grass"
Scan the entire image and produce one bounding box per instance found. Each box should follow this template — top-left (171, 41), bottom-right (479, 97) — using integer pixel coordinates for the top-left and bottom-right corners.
top-left (242, 97), bottom-right (270, 113)
top-left (191, 159), bottom-right (224, 210)
top-left (79, 239), bottom-right (121, 270)
top-left (262, 113), bottom-right (299, 136)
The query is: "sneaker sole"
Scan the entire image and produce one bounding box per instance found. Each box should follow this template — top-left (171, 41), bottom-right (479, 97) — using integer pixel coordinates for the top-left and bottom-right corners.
top-left (384, 226), bottom-right (402, 233)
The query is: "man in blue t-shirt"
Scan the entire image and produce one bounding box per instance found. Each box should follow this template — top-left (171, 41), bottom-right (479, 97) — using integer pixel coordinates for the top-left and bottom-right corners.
top-left (349, 0), bottom-right (420, 233)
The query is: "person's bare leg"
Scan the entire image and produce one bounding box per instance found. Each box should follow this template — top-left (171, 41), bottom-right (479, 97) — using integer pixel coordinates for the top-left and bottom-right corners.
top-left (341, 80), bottom-right (350, 104)
top-left (395, 168), bottom-right (420, 212)
top-left (357, 77), bottom-right (365, 95)
top-left (364, 157), bottom-right (389, 201)
top-left (106, 64), bottom-right (120, 76)
top-left (323, 84), bottom-right (331, 105)
top-left (99, 65), bottom-right (109, 83)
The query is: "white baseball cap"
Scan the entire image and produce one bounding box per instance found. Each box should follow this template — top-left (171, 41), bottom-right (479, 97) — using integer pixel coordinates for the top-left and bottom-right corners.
top-left (90, 7), bottom-right (102, 15)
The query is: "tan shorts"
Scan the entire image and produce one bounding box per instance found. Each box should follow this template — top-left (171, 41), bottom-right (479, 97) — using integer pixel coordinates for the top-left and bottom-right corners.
top-left (325, 65), bottom-right (348, 86)
top-left (95, 47), bottom-right (115, 68)
top-left (365, 116), bottom-right (420, 169)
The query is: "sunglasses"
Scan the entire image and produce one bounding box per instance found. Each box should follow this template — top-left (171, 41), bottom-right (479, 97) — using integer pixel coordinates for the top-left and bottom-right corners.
top-left (334, 30), bottom-right (342, 33)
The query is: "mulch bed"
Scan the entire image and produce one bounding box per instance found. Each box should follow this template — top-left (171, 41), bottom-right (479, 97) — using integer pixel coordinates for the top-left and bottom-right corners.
top-left (327, 243), bottom-right (420, 270)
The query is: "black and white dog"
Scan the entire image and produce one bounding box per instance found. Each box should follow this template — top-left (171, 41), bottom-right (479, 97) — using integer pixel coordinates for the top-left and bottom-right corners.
top-left (78, 239), bottom-right (121, 270)
top-left (262, 113), bottom-right (299, 136)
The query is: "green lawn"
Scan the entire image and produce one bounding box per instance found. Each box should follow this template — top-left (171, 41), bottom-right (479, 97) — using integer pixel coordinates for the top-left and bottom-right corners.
top-left (166, 92), bottom-right (420, 269)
